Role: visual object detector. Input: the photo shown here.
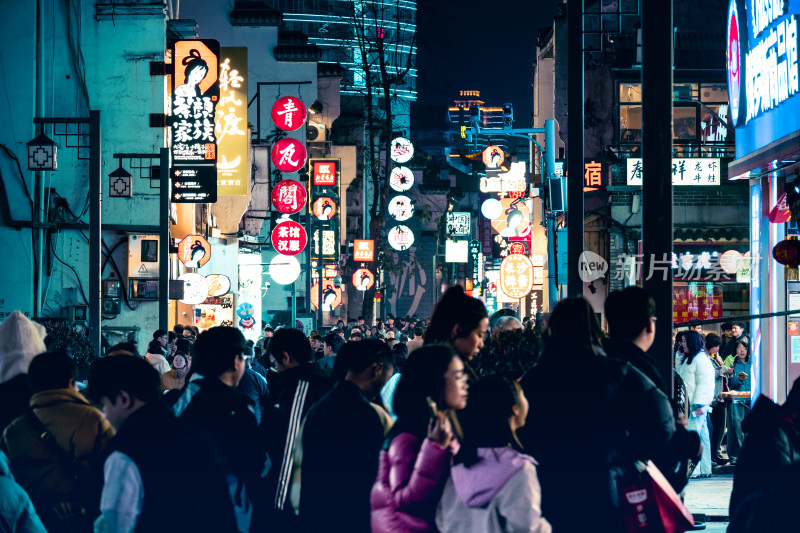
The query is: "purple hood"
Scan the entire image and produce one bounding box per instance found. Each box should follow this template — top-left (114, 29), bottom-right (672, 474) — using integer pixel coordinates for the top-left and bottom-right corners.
top-left (451, 446), bottom-right (536, 507)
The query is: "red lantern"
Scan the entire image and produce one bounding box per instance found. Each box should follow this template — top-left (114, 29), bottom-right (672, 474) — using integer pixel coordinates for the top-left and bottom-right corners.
top-left (271, 138), bottom-right (307, 173)
top-left (271, 220), bottom-right (307, 256)
top-left (271, 180), bottom-right (307, 214)
top-left (271, 96), bottom-right (307, 131)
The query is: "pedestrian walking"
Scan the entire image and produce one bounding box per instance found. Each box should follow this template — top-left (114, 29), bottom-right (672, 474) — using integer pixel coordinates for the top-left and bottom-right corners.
top-left (88, 355), bottom-right (238, 533)
top-left (301, 340), bottom-right (394, 533)
top-left (371, 344), bottom-right (467, 533)
top-left (436, 374), bottom-right (551, 533)
top-left (675, 330), bottom-right (715, 477)
top-left (518, 298), bottom-right (675, 532)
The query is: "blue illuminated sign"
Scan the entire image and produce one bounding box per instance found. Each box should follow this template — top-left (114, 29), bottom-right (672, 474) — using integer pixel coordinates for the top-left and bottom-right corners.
top-left (731, 0), bottom-right (800, 158)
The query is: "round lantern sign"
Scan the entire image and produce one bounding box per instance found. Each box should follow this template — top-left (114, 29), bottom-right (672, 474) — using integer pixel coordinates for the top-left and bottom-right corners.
top-left (482, 146), bottom-right (505, 169)
top-left (269, 254), bottom-right (301, 285)
top-left (390, 137), bottom-right (414, 163)
top-left (178, 273), bottom-right (209, 305)
top-left (205, 274), bottom-right (231, 296)
top-left (352, 268), bottom-right (375, 291)
top-left (271, 138), bottom-right (307, 173)
top-left (389, 166), bottom-right (414, 192)
top-left (312, 196), bottom-right (337, 220)
top-left (388, 195), bottom-right (414, 221)
top-left (178, 235), bottom-right (211, 268)
top-left (500, 254), bottom-right (534, 299)
top-left (310, 281), bottom-right (343, 311)
top-left (481, 198), bottom-right (503, 219)
top-left (271, 179), bottom-right (307, 214)
top-left (271, 220), bottom-right (308, 256)
top-left (271, 96), bottom-right (307, 131)
top-left (388, 225), bottom-right (414, 251)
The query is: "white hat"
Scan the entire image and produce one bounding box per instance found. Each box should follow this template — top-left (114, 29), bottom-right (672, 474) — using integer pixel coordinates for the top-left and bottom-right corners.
top-left (0, 311), bottom-right (47, 383)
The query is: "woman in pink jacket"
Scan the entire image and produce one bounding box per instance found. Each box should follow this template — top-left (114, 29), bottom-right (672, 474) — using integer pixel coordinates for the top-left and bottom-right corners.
top-left (370, 345), bottom-right (469, 533)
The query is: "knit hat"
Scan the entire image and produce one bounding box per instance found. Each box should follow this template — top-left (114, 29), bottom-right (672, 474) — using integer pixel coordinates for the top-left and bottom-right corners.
top-left (0, 311), bottom-right (47, 383)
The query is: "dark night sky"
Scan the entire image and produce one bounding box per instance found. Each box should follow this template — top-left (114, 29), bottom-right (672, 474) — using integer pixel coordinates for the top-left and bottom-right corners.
top-left (414, 0), bottom-right (563, 126)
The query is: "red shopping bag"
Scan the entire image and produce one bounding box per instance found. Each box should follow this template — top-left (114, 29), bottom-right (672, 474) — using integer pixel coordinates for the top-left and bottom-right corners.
top-left (619, 461), bottom-right (695, 533)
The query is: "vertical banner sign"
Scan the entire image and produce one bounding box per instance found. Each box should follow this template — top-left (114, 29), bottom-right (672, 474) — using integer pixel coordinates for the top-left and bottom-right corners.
top-left (309, 159), bottom-right (341, 264)
top-left (216, 47), bottom-right (247, 196)
top-left (171, 40), bottom-right (220, 203)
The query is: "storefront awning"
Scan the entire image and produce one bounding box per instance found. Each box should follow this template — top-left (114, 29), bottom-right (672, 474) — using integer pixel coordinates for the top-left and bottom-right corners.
top-left (728, 130), bottom-right (800, 181)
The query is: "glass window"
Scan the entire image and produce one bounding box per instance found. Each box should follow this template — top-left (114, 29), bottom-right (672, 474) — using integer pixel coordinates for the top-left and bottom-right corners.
top-left (619, 83), bottom-right (641, 103)
top-left (620, 105), bottom-right (642, 143)
top-left (673, 106), bottom-right (697, 140)
top-left (701, 84), bottom-right (728, 103)
top-left (673, 83), bottom-right (698, 101)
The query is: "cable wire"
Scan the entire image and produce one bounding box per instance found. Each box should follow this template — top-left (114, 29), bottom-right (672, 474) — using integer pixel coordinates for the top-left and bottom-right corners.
top-left (49, 232), bottom-right (89, 306)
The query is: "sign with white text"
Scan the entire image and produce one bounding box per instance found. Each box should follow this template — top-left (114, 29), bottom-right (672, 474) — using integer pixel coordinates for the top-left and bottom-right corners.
top-left (216, 48), bottom-right (247, 196)
top-left (626, 158), bottom-right (721, 186)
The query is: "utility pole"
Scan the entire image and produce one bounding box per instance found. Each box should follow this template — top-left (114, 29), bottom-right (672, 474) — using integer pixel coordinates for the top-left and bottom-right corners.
top-left (642, 0), bottom-right (675, 394)
top-left (567, 0), bottom-right (584, 298)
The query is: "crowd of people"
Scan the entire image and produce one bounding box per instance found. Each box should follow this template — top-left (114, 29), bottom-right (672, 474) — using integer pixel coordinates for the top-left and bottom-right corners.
top-left (0, 286), bottom-right (797, 532)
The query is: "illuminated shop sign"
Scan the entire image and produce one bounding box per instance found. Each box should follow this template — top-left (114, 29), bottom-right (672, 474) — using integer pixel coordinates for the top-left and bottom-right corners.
top-left (271, 138), bottom-right (307, 173)
top-left (729, 0), bottom-right (800, 156)
top-left (388, 195), bottom-right (414, 221)
top-left (271, 96), bottom-right (307, 132)
top-left (271, 179), bottom-right (307, 214)
top-left (390, 167), bottom-right (414, 192)
top-left (271, 220), bottom-right (308, 256)
top-left (216, 48), bottom-right (247, 196)
top-left (352, 268), bottom-right (375, 291)
top-left (171, 39), bottom-right (220, 203)
top-left (482, 146), bottom-right (505, 169)
top-left (626, 158), bottom-right (721, 186)
top-left (390, 137), bottom-right (414, 163)
top-left (312, 159), bottom-right (338, 186)
top-left (353, 239), bottom-right (375, 262)
top-left (480, 162), bottom-right (527, 193)
top-left (446, 212), bottom-right (472, 237)
top-left (553, 160), bottom-right (607, 191)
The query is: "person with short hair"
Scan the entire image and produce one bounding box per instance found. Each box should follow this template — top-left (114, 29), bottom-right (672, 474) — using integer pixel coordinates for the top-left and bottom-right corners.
top-left (144, 340), bottom-right (170, 375)
top-left (106, 342), bottom-right (138, 357)
top-left (493, 315), bottom-right (523, 337)
top-left (2, 350), bottom-right (114, 532)
top-left (406, 326), bottom-right (424, 354)
top-left (88, 355), bottom-right (238, 533)
top-left (722, 322), bottom-right (750, 359)
top-left (317, 333), bottom-right (345, 372)
top-left (302, 340), bottom-right (394, 533)
top-left (262, 328), bottom-right (332, 527)
top-left (726, 341), bottom-right (752, 465)
top-left (704, 332), bottom-right (729, 465)
top-left (152, 329), bottom-right (168, 349)
top-left (173, 327), bottom-right (269, 532)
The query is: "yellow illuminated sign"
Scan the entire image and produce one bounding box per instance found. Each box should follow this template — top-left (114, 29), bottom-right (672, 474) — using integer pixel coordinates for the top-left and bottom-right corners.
top-left (216, 47), bottom-right (248, 196)
top-left (460, 126), bottom-right (467, 138)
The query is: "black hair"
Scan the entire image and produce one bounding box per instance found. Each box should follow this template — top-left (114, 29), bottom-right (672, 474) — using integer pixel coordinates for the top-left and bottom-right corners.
top-left (391, 342), bottom-right (409, 372)
top-left (605, 287), bottom-right (656, 340)
top-left (705, 332), bottom-right (722, 350)
top-left (455, 374), bottom-right (524, 467)
top-left (107, 342), bottom-right (138, 356)
top-left (176, 338), bottom-right (193, 358)
top-left (192, 326), bottom-right (248, 378)
top-left (734, 321), bottom-right (747, 330)
top-left (324, 333), bottom-right (345, 354)
top-left (721, 322), bottom-right (733, 331)
top-left (413, 326), bottom-right (424, 337)
top-left (264, 326), bottom-right (274, 333)
top-left (680, 330), bottom-right (706, 365)
top-left (88, 355), bottom-right (161, 405)
top-left (147, 340), bottom-right (163, 354)
top-left (153, 329), bottom-right (168, 339)
top-left (173, 324), bottom-right (185, 335)
top-left (350, 330), bottom-right (363, 339)
top-left (425, 285), bottom-right (488, 345)
top-left (733, 340), bottom-right (751, 362)
top-left (339, 338), bottom-right (393, 375)
top-left (28, 349), bottom-right (77, 392)
top-left (182, 49), bottom-right (208, 86)
top-left (269, 328), bottom-right (313, 364)
top-left (391, 344), bottom-right (458, 440)
top-left (688, 318), bottom-right (702, 328)
top-left (548, 297), bottom-right (604, 347)
top-left (168, 332), bottom-right (177, 343)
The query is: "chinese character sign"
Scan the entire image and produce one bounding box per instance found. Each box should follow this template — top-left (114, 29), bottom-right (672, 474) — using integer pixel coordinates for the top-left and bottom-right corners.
top-left (353, 239), bottom-right (375, 261)
top-left (271, 138), bottom-right (307, 173)
top-left (216, 48), bottom-right (247, 196)
top-left (390, 137), bottom-right (414, 163)
top-left (390, 166), bottom-right (414, 192)
top-left (271, 96), bottom-right (307, 131)
top-left (480, 162), bottom-right (527, 193)
top-left (446, 212), bottom-right (472, 237)
top-left (388, 225), bottom-right (414, 251)
top-left (500, 254), bottom-right (534, 299)
top-left (352, 268), bottom-right (375, 291)
top-left (388, 195), bottom-right (414, 221)
top-left (673, 284), bottom-right (723, 322)
top-left (172, 40), bottom-right (219, 165)
top-left (583, 160), bottom-right (604, 191)
top-left (312, 196), bottom-right (337, 220)
top-left (177, 235), bottom-right (212, 268)
top-left (271, 179), bottom-right (307, 214)
top-left (626, 158), bottom-right (721, 186)
top-left (271, 220), bottom-right (308, 256)
top-left (312, 160), bottom-right (338, 186)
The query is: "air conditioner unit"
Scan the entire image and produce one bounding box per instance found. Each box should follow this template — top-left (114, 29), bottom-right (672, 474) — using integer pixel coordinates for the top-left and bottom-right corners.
top-left (307, 123), bottom-right (327, 143)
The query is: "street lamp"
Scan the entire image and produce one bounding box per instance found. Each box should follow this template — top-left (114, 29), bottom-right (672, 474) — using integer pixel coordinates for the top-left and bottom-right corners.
top-left (27, 132), bottom-right (58, 171)
top-left (108, 163), bottom-right (133, 198)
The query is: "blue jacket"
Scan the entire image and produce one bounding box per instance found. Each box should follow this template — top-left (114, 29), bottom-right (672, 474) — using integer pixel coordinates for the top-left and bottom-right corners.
top-left (0, 451), bottom-right (47, 533)
top-left (728, 360), bottom-right (752, 393)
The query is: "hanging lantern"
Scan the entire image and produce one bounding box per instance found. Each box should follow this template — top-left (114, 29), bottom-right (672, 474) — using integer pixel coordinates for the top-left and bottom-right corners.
top-left (27, 133), bottom-right (58, 171)
top-left (772, 237), bottom-right (800, 280)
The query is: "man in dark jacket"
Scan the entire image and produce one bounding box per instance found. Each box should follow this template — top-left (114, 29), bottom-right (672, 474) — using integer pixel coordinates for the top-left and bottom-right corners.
top-left (729, 376), bottom-right (800, 516)
top-left (300, 340), bottom-right (393, 533)
top-left (88, 355), bottom-right (237, 533)
top-left (519, 298), bottom-right (676, 533)
top-left (263, 328), bottom-right (332, 526)
top-left (174, 326), bottom-right (269, 533)
top-left (604, 287), bottom-right (702, 491)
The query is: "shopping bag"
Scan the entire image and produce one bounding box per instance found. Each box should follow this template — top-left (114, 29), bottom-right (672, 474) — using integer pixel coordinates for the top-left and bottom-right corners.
top-left (618, 461), bottom-right (695, 533)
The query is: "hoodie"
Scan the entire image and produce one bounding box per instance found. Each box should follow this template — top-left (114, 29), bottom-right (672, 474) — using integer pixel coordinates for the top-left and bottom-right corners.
top-left (435, 447), bottom-right (551, 533)
top-left (0, 451), bottom-right (47, 533)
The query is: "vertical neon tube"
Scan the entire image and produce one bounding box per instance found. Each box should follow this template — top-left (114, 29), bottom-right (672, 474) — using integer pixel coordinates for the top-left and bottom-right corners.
top-left (750, 183), bottom-right (762, 402)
